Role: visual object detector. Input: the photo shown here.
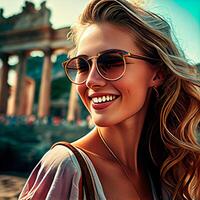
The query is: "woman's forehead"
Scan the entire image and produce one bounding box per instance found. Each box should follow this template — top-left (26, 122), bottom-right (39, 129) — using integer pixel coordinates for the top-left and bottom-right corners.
top-left (77, 23), bottom-right (142, 56)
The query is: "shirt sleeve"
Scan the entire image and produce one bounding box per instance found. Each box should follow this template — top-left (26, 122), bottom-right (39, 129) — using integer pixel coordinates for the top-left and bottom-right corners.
top-left (18, 145), bottom-right (82, 200)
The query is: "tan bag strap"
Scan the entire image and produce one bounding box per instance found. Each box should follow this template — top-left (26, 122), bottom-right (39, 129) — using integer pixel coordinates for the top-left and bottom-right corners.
top-left (51, 141), bottom-right (96, 200)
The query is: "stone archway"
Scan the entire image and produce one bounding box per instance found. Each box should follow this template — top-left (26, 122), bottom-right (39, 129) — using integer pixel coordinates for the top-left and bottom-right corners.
top-left (0, 1), bottom-right (78, 119)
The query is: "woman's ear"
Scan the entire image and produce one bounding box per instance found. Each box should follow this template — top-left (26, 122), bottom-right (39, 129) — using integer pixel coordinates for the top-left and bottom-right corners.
top-left (151, 68), bottom-right (165, 87)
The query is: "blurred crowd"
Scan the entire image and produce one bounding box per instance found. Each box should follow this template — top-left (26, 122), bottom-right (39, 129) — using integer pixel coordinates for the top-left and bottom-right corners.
top-left (0, 114), bottom-right (93, 128)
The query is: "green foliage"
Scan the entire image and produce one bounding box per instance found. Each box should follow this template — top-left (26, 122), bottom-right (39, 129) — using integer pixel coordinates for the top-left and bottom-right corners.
top-left (0, 123), bottom-right (90, 173)
top-left (51, 77), bottom-right (71, 100)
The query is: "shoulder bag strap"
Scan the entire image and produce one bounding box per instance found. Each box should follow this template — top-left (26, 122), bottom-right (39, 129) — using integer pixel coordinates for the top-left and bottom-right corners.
top-left (51, 141), bottom-right (96, 200)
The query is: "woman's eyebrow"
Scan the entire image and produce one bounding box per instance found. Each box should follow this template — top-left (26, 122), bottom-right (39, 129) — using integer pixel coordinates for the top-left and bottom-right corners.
top-left (76, 49), bottom-right (122, 57)
top-left (76, 53), bottom-right (89, 57)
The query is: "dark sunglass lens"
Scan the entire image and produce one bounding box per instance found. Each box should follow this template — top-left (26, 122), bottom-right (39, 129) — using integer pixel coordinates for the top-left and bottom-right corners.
top-left (98, 52), bottom-right (125, 80)
top-left (66, 57), bottom-right (89, 84)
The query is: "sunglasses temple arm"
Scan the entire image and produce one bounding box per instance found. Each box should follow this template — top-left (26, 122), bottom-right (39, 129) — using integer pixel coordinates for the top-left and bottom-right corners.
top-left (128, 55), bottom-right (160, 63)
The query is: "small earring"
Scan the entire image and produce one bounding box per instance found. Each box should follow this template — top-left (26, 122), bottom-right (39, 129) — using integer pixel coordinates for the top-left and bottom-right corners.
top-left (152, 86), bottom-right (160, 99)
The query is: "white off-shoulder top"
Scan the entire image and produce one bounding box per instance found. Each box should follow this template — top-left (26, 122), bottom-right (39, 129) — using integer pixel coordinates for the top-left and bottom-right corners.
top-left (19, 145), bottom-right (168, 200)
top-left (18, 145), bottom-right (106, 200)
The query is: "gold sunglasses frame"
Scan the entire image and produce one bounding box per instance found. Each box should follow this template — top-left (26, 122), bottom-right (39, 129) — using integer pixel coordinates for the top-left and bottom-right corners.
top-left (62, 49), bottom-right (159, 85)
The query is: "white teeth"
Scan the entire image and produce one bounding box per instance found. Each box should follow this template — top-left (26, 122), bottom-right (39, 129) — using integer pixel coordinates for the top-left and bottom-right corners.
top-left (98, 97), bottom-right (102, 103)
top-left (93, 97), bottom-right (98, 103)
top-left (91, 95), bottom-right (117, 104)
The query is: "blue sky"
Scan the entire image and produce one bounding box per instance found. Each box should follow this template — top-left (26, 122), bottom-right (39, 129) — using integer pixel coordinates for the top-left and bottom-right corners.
top-left (0, 0), bottom-right (200, 64)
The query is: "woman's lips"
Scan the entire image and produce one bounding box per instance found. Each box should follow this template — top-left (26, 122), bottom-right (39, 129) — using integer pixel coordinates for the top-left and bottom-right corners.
top-left (91, 98), bottom-right (117, 110)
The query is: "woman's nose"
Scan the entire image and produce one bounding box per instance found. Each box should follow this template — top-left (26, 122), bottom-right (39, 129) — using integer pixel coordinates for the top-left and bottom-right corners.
top-left (85, 59), bottom-right (106, 89)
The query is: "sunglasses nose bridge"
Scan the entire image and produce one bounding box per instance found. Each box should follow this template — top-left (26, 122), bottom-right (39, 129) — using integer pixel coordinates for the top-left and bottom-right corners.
top-left (87, 55), bottom-right (100, 75)
top-left (88, 55), bottom-right (98, 67)
top-left (85, 56), bottom-right (106, 88)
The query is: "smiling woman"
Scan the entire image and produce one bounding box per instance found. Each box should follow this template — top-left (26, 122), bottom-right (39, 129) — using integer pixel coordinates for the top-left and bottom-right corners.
top-left (19, 0), bottom-right (200, 200)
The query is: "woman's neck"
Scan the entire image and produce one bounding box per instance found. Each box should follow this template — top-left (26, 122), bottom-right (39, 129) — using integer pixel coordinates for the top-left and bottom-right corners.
top-left (96, 114), bottom-right (145, 176)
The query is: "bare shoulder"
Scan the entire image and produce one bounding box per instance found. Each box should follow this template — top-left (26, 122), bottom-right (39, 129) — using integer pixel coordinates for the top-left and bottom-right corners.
top-left (71, 129), bottom-right (105, 156)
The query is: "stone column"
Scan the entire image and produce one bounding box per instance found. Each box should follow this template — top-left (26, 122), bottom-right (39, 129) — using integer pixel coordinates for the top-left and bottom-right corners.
top-left (25, 77), bottom-right (35, 116)
top-left (0, 54), bottom-right (9, 114)
top-left (67, 84), bottom-right (78, 122)
top-left (13, 51), bottom-right (27, 116)
top-left (38, 49), bottom-right (52, 118)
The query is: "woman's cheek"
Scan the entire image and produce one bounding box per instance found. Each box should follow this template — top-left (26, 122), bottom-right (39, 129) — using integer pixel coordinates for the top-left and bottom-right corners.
top-left (76, 85), bottom-right (91, 112)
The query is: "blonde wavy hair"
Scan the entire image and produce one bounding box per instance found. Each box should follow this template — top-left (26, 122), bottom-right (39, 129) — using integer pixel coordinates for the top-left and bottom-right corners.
top-left (67, 0), bottom-right (200, 199)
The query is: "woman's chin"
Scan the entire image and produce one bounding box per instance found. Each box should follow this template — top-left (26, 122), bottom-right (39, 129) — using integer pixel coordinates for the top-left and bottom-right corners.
top-left (92, 118), bottom-right (117, 127)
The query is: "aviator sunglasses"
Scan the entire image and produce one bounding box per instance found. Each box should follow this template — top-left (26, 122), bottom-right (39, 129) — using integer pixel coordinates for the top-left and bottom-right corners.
top-left (62, 49), bottom-right (159, 85)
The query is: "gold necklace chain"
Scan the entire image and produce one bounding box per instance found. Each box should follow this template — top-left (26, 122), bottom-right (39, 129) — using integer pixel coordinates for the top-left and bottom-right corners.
top-left (98, 129), bottom-right (141, 200)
